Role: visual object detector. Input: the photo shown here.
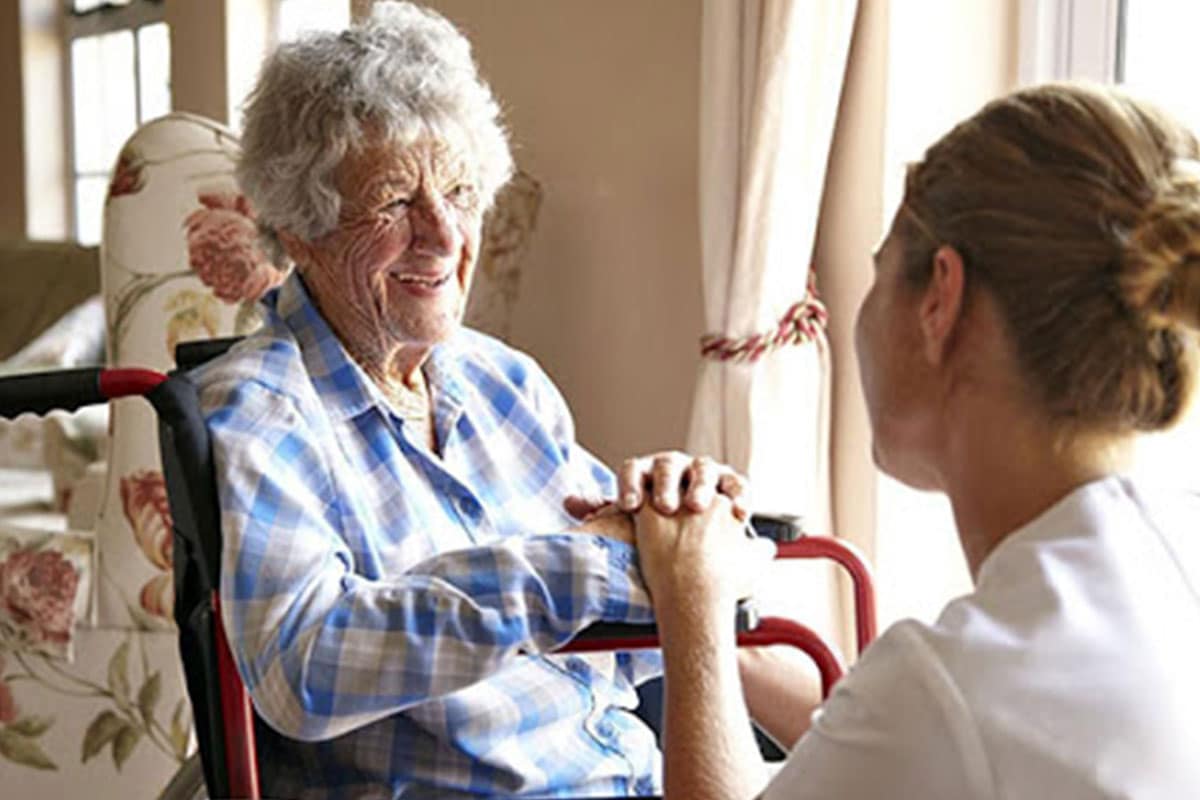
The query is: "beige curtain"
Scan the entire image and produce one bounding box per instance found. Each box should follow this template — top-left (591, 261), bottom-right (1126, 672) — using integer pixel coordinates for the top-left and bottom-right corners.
top-left (813, 0), bottom-right (887, 649)
top-left (818, 0), bottom-right (1021, 632)
top-left (688, 0), bottom-right (858, 647)
top-left (689, 0), bottom-right (857, 524)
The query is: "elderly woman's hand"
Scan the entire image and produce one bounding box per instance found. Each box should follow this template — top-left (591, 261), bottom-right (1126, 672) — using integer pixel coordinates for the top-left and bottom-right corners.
top-left (564, 451), bottom-right (750, 523)
top-left (572, 504), bottom-right (635, 546)
top-left (634, 495), bottom-right (775, 618)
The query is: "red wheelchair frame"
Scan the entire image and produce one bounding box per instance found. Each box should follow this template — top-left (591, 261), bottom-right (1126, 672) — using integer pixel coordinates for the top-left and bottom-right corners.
top-left (0, 340), bottom-right (876, 799)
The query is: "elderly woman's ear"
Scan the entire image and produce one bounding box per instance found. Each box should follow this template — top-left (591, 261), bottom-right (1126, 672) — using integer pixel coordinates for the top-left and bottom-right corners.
top-left (276, 230), bottom-right (316, 272)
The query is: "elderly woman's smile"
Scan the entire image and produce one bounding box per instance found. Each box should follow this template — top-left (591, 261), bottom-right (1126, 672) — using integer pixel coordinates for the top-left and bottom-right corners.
top-left (281, 135), bottom-right (484, 388)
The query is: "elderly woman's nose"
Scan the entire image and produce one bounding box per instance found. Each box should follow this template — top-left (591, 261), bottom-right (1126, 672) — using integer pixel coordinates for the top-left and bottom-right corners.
top-left (409, 196), bottom-right (458, 256)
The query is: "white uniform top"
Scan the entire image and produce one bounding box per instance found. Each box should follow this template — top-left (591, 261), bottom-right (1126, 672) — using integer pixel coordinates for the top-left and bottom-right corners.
top-left (765, 475), bottom-right (1200, 800)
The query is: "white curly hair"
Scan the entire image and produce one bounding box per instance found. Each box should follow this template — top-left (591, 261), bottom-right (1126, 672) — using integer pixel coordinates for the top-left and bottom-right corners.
top-left (237, 1), bottom-right (513, 266)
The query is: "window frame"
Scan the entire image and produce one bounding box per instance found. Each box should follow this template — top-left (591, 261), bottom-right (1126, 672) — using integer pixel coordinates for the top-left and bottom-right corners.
top-left (1017, 0), bottom-right (1125, 85)
top-left (61, 0), bottom-right (167, 241)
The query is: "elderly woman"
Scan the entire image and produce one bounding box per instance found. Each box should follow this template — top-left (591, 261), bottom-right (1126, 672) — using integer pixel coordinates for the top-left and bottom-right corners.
top-left (637, 83), bottom-right (1200, 799)
top-left (199, 3), bottom-right (748, 798)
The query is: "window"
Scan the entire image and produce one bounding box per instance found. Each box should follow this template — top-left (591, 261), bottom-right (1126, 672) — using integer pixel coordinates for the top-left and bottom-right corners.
top-left (1120, 0), bottom-right (1200, 128)
top-left (276, 0), bottom-right (350, 42)
top-left (65, 0), bottom-right (170, 245)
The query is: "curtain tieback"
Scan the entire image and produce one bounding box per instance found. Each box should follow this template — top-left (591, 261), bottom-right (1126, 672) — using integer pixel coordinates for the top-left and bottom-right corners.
top-left (700, 276), bottom-right (828, 364)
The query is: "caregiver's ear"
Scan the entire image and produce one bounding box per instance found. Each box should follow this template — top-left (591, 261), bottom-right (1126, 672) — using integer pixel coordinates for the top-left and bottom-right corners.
top-left (919, 245), bottom-right (966, 365)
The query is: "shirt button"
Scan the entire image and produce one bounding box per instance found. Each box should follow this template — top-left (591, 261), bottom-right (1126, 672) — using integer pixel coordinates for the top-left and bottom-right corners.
top-left (457, 495), bottom-right (480, 518)
top-left (595, 719), bottom-right (615, 740)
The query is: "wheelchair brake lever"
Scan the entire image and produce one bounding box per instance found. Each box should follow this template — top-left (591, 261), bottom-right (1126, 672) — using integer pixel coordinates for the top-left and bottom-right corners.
top-left (734, 517), bottom-right (766, 633)
top-left (735, 598), bottom-right (760, 633)
top-left (749, 512), bottom-right (805, 542)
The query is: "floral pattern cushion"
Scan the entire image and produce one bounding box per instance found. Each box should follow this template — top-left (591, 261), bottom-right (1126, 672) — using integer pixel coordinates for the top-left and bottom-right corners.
top-left (118, 471), bottom-right (174, 620)
top-left (94, 113), bottom-right (285, 632)
top-left (0, 525), bottom-right (92, 661)
top-left (0, 628), bottom-right (189, 793)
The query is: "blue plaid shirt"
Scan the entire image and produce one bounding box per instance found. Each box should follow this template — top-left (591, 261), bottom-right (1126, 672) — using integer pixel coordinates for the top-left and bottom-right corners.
top-left (197, 273), bottom-right (662, 799)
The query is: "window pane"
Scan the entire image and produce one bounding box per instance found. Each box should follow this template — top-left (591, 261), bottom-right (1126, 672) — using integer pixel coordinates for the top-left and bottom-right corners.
top-left (137, 22), bottom-right (171, 122)
top-left (74, 175), bottom-right (109, 245)
top-left (71, 0), bottom-right (134, 14)
top-left (70, 36), bottom-right (104, 174)
top-left (278, 0), bottom-right (350, 41)
top-left (1122, 3), bottom-right (1200, 131)
top-left (72, 31), bottom-right (137, 174)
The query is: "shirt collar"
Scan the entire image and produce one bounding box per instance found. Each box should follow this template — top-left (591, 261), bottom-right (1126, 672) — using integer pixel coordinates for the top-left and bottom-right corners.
top-left (267, 270), bottom-right (467, 423)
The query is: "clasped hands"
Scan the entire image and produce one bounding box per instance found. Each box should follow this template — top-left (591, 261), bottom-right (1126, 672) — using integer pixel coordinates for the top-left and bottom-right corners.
top-left (565, 452), bottom-right (776, 616)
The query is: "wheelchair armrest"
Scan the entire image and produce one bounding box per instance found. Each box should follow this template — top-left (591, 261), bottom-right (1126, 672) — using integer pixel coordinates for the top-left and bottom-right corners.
top-left (558, 617), bottom-right (845, 699)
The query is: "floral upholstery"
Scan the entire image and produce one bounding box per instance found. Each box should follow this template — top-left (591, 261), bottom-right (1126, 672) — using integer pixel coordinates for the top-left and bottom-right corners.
top-left (95, 112), bottom-right (283, 634)
top-left (0, 625), bottom-right (191, 796)
top-left (0, 525), bottom-right (91, 661)
top-left (0, 112), bottom-right (276, 796)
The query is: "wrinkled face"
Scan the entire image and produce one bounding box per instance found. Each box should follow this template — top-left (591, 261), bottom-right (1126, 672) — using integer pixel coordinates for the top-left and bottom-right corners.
top-left (295, 135), bottom-right (484, 364)
top-left (854, 212), bottom-right (940, 489)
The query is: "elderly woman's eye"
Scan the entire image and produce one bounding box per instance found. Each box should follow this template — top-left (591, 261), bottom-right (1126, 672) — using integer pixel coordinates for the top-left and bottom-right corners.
top-left (383, 196), bottom-right (411, 212)
top-left (447, 184), bottom-right (477, 206)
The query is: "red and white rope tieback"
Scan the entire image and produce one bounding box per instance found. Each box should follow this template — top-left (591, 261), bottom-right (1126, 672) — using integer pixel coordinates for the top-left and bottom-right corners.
top-left (700, 278), bottom-right (829, 364)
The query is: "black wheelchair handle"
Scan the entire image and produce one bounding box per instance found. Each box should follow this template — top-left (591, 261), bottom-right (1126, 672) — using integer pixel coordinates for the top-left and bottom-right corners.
top-left (0, 366), bottom-right (168, 420)
top-left (0, 367), bottom-right (106, 419)
top-left (175, 336), bottom-right (242, 371)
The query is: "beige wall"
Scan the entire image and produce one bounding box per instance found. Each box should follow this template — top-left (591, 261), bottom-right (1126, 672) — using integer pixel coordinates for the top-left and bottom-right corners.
top-left (166, 0), bottom-right (229, 124)
top-left (421, 0), bottom-right (705, 466)
top-left (166, 0), bottom-right (274, 128)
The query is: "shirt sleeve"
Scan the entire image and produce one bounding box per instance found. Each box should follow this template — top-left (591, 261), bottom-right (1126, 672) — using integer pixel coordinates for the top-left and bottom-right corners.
top-left (206, 378), bottom-right (655, 742)
top-left (617, 650), bottom-right (665, 687)
top-left (761, 623), bottom-right (995, 800)
top-left (519, 354), bottom-right (665, 686)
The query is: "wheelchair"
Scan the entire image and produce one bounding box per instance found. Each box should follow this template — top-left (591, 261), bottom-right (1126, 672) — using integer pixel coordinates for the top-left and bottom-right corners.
top-left (0, 337), bottom-right (876, 800)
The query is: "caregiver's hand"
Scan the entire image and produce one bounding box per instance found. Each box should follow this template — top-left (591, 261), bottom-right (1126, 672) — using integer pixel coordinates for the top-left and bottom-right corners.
top-left (563, 451), bottom-right (750, 522)
top-left (634, 495), bottom-right (775, 617)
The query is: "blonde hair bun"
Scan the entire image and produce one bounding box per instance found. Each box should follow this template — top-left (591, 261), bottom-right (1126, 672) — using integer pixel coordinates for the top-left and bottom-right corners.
top-left (1121, 162), bottom-right (1200, 332)
top-left (904, 83), bottom-right (1200, 434)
